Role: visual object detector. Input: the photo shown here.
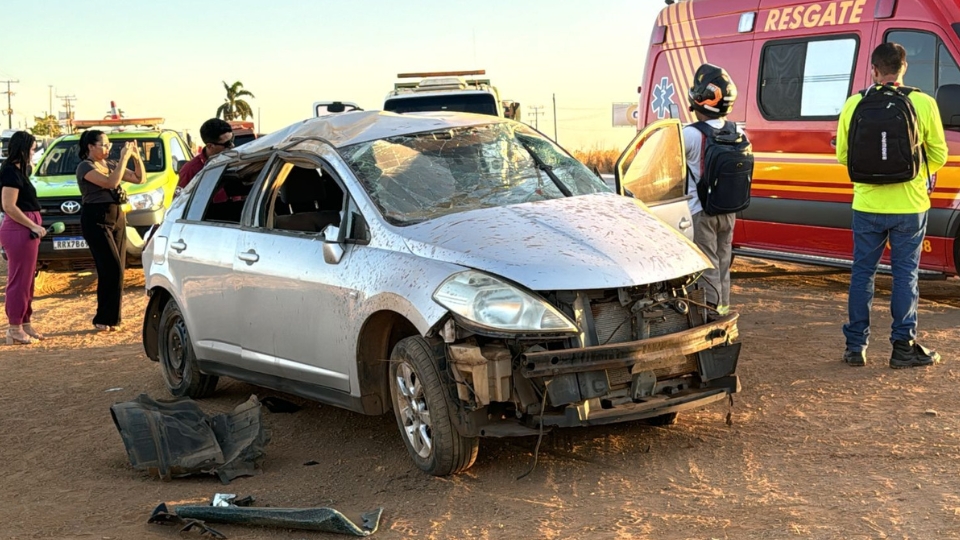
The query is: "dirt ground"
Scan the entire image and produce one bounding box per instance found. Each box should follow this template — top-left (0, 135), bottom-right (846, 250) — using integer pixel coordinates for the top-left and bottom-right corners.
top-left (1, 257), bottom-right (959, 540)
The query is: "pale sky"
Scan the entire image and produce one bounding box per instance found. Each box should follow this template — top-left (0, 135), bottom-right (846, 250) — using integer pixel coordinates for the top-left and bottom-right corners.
top-left (1, 0), bottom-right (665, 151)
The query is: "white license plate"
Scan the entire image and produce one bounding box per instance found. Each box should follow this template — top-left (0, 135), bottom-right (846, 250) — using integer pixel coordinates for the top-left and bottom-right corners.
top-left (53, 237), bottom-right (88, 250)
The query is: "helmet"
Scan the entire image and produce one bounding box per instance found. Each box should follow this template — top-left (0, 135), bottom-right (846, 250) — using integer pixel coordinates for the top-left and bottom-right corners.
top-left (688, 63), bottom-right (737, 118)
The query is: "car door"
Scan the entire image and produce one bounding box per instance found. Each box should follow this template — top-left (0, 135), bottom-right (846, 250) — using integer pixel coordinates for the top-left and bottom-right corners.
top-left (164, 164), bottom-right (244, 364)
top-left (614, 118), bottom-right (695, 240)
top-left (233, 155), bottom-right (359, 392)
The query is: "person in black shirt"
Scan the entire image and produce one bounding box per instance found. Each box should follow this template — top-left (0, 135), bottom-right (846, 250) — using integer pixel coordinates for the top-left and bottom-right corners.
top-left (75, 130), bottom-right (144, 331)
top-left (0, 131), bottom-right (45, 344)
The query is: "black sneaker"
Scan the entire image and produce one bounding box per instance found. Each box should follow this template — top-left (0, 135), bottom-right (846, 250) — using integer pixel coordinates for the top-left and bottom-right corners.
top-left (889, 340), bottom-right (940, 369)
top-left (843, 349), bottom-right (866, 366)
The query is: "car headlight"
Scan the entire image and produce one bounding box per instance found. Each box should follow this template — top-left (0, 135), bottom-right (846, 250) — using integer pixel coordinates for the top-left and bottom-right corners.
top-left (433, 270), bottom-right (578, 334)
top-left (127, 187), bottom-right (165, 211)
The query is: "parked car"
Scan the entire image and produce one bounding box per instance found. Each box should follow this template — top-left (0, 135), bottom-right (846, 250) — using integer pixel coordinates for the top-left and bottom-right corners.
top-left (30, 127), bottom-right (192, 271)
top-left (141, 111), bottom-right (742, 475)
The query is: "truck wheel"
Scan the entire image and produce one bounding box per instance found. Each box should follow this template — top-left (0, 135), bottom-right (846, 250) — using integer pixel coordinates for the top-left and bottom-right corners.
top-left (158, 300), bottom-right (218, 398)
top-left (389, 336), bottom-right (478, 476)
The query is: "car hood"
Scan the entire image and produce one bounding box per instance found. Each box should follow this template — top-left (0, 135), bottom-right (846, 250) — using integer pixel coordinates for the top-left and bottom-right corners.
top-left (401, 193), bottom-right (711, 291)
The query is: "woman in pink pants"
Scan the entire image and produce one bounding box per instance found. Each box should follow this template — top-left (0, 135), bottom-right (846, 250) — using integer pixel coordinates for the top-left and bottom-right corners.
top-left (0, 131), bottom-right (46, 345)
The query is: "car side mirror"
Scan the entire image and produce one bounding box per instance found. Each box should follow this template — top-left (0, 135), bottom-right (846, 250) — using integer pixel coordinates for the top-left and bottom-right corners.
top-left (321, 224), bottom-right (344, 264)
top-left (173, 160), bottom-right (188, 174)
top-left (667, 103), bottom-right (680, 120)
top-left (937, 84), bottom-right (960, 128)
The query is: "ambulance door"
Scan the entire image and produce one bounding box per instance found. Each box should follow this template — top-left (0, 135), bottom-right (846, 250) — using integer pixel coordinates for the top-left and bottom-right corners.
top-left (614, 118), bottom-right (695, 240)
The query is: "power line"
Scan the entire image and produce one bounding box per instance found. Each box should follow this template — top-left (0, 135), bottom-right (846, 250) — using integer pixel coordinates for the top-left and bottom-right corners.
top-left (527, 105), bottom-right (545, 130)
top-left (1, 79), bottom-right (20, 130)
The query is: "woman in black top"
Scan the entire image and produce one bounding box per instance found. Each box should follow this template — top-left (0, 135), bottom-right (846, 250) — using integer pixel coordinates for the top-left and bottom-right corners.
top-left (76, 130), bottom-right (144, 331)
top-left (0, 131), bottom-right (45, 345)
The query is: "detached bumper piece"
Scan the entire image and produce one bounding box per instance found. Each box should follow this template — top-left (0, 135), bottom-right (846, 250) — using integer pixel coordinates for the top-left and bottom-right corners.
top-left (110, 394), bottom-right (270, 483)
top-left (149, 502), bottom-right (383, 537)
top-left (519, 314), bottom-right (741, 428)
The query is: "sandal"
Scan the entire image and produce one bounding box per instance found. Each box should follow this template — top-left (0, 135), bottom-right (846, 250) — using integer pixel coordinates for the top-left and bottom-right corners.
top-left (22, 324), bottom-right (44, 340)
top-left (94, 324), bottom-right (112, 332)
top-left (6, 328), bottom-right (35, 345)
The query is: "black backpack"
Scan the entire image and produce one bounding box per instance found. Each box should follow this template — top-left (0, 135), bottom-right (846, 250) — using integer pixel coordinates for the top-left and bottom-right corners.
top-left (846, 84), bottom-right (922, 184)
top-left (690, 121), bottom-right (754, 216)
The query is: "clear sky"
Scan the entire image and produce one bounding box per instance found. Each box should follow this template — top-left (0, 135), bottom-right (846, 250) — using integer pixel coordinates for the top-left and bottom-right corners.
top-left (1, 0), bottom-right (666, 151)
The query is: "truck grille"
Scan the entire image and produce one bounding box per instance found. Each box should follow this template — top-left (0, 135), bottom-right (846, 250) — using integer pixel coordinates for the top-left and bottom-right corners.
top-left (39, 197), bottom-right (84, 218)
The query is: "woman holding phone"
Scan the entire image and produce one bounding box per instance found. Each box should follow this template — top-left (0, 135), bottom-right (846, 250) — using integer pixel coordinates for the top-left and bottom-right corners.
top-left (76, 130), bottom-right (144, 331)
top-left (0, 131), bottom-right (45, 345)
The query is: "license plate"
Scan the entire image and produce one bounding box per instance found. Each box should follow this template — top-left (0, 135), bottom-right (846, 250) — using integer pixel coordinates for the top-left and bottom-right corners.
top-left (53, 237), bottom-right (88, 250)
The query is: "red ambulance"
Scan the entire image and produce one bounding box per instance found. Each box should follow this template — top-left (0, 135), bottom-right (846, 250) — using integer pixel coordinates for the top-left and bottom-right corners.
top-left (633, 0), bottom-right (960, 277)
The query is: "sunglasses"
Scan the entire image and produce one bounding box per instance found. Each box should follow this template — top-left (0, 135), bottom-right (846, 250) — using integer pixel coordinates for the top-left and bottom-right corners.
top-left (211, 138), bottom-right (235, 148)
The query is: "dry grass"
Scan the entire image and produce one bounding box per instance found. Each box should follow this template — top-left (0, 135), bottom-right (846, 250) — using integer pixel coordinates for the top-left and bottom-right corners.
top-left (571, 146), bottom-right (622, 174)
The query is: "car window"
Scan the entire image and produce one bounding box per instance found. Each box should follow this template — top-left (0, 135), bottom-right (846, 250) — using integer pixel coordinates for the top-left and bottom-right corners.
top-left (184, 165), bottom-right (226, 221)
top-left (384, 94), bottom-right (498, 115)
top-left (37, 138), bottom-right (168, 176)
top-left (617, 122), bottom-right (685, 203)
top-left (261, 161), bottom-right (345, 234)
top-left (169, 137), bottom-right (187, 164)
top-left (343, 123), bottom-right (608, 225)
top-left (886, 30), bottom-right (960, 96)
top-left (759, 36), bottom-right (858, 119)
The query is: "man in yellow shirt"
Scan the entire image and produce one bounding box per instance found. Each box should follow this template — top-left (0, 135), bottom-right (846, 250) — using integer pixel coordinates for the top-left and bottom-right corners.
top-left (836, 43), bottom-right (948, 369)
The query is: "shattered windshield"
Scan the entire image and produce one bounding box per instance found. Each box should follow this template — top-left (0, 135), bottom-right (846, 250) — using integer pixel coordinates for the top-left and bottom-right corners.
top-left (343, 123), bottom-right (610, 225)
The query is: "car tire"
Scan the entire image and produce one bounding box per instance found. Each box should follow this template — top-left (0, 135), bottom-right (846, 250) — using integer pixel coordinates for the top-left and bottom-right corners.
top-left (389, 336), bottom-right (478, 476)
top-left (158, 300), bottom-right (218, 398)
top-left (645, 412), bottom-right (679, 426)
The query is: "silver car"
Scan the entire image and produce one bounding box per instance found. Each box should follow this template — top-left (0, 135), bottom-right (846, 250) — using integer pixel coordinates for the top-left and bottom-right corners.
top-left (141, 111), bottom-right (741, 476)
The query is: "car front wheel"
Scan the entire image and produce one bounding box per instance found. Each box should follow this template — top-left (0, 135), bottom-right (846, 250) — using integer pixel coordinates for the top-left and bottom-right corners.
top-left (158, 300), bottom-right (218, 398)
top-left (389, 336), bottom-right (478, 476)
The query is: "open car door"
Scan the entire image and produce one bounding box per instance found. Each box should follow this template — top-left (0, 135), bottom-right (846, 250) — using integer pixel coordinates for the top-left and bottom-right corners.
top-left (312, 101), bottom-right (363, 118)
top-left (614, 118), bottom-right (694, 240)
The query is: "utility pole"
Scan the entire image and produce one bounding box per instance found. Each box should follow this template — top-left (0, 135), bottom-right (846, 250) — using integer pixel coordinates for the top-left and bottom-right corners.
top-left (552, 93), bottom-right (558, 143)
top-left (49, 85), bottom-right (53, 117)
top-left (57, 93), bottom-right (77, 133)
top-left (1, 79), bottom-right (20, 130)
top-left (527, 105), bottom-right (544, 130)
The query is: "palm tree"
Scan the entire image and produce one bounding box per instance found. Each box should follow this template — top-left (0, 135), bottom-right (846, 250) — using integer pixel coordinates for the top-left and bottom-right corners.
top-left (216, 81), bottom-right (255, 121)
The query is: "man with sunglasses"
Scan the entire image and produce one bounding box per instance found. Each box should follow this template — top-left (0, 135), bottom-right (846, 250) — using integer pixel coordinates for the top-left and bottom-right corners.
top-left (177, 118), bottom-right (234, 189)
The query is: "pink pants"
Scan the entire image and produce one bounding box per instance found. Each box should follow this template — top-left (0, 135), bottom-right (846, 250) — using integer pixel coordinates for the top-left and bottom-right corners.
top-left (0, 211), bottom-right (41, 326)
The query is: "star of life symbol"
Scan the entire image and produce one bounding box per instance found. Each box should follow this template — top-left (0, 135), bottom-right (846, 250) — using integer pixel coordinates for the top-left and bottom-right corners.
top-left (651, 77), bottom-right (676, 120)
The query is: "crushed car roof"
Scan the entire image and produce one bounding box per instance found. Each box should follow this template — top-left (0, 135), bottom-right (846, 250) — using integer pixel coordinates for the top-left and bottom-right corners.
top-left (225, 110), bottom-right (508, 156)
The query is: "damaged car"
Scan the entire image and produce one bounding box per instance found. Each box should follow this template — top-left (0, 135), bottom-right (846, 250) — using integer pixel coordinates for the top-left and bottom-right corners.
top-left (141, 111), bottom-right (741, 476)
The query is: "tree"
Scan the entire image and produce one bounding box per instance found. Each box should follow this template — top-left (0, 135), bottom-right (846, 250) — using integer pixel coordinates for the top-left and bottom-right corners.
top-left (216, 81), bottom-right (255, 121)
top-left (29, 115), bottom-right (62, 138)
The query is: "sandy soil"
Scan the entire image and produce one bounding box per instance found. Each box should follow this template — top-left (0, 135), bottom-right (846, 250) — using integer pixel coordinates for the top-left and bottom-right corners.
top-left (1, 257), bottom-right (959, 540)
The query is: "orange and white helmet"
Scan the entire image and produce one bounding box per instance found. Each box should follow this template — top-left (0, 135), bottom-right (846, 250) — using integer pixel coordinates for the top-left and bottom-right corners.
top-left (688, 63), bottom-right (737, 118)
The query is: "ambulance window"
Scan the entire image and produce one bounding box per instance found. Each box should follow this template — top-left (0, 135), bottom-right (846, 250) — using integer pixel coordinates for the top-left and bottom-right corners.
top-left (886, 31), bottom-right (960, 95)
top-left (759, 37), bottom-right (858, 120)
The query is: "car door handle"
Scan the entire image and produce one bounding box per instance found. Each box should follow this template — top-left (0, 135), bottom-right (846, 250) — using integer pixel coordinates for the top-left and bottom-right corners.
top-left (238, 250), bottom-right (260, 264)
top-left (171, 240), bottom-right (187, 252)
top-left (679, 217), bottom-right (692, 230)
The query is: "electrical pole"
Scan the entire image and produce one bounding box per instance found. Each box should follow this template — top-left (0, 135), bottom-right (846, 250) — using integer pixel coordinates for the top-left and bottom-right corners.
top-left (527, 105), bottom-right (544, 130)
top-left (1, 79), bottom-right (20, 130)
top-left (49, 85), bottom-right (53, 117)
top-left (57, 94), bottom-right (77, 133)
top-left (552, 93), bottom-right (558, 143)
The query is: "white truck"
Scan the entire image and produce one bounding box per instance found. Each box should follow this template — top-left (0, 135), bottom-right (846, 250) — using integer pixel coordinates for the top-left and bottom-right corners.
top-left (383, 70), bottom-right (521, 120)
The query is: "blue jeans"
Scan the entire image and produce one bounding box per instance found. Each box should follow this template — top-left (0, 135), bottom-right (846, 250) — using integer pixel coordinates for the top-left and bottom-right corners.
top-left (843, 210), bottom-right (927, 352)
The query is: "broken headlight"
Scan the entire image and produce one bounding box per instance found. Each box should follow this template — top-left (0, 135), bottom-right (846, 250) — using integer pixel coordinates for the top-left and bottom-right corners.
top-left (433, 270), bottom-right (578, 334)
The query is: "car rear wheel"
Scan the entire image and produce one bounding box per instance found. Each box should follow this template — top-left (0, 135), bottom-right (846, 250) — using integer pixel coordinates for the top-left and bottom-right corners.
top-left (158, 300), bottom-right (218, 398)
top-left (389, 336), bottom-right (478, 476)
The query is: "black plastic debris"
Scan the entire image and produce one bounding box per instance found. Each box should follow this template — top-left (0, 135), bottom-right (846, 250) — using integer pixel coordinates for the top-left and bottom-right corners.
top-left (261, 396), bottom-right (302, 414)
top-left (149, 502), bottom-right (383, 537)
top-left (110, 394), bottom-right (270, 484)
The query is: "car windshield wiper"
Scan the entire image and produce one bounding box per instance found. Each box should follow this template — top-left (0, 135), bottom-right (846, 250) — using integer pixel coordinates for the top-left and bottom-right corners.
top-left (516, 139), bottom-right (572, 197)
